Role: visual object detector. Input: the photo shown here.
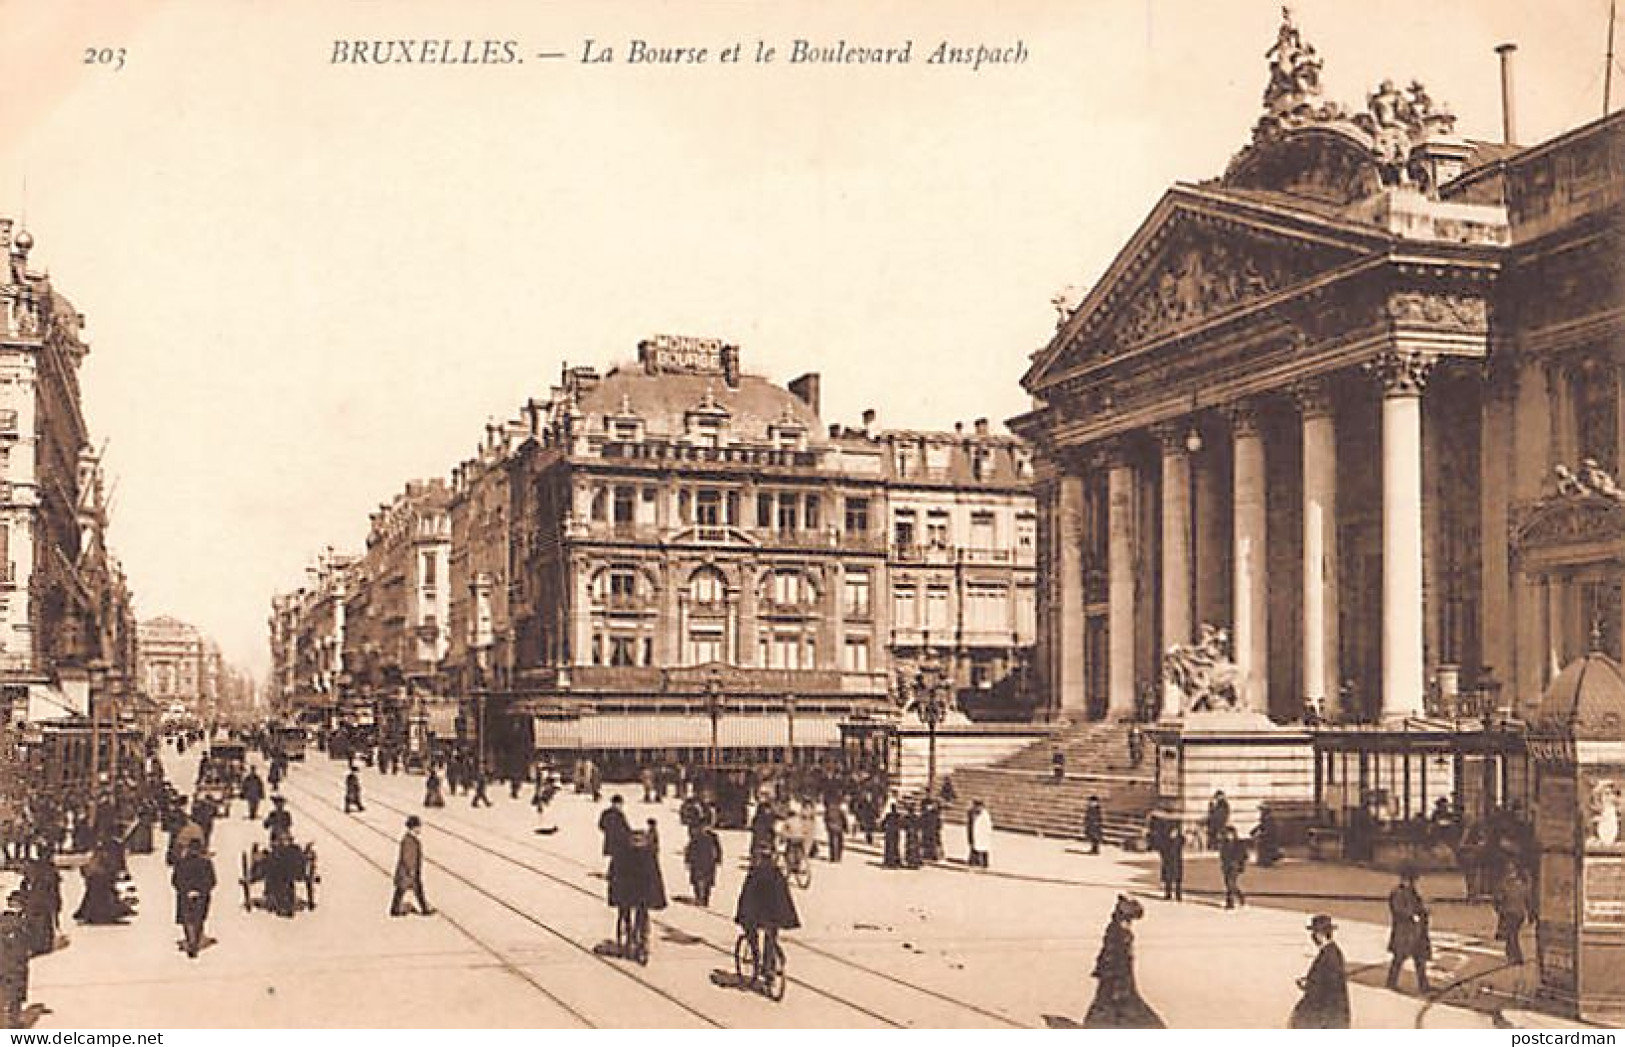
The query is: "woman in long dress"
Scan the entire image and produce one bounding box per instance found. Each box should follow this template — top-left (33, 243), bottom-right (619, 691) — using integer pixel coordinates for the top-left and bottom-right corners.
top-left (1083, 895), bottom-right (1165, 1029)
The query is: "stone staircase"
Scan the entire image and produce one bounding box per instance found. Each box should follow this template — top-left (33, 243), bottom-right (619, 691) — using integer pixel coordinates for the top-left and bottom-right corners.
top-left (940, 721), bottom-right (1157, 847)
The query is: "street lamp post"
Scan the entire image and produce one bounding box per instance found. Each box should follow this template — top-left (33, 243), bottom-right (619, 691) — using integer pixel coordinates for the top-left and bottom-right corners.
top-left (784, 694), bottom-right (796, 768)
top-left (705, 668), bottom-right (723, 770)
top-left (911, 634), bottom-right (950, 797)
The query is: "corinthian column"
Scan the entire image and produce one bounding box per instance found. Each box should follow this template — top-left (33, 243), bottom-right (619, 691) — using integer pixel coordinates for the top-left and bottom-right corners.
top-left (1369, 348), bottom-right (1435, 720)
top-left (1105, 442), bottom-right (1137, 720)
top-left (1153, 424), bottom-right (1192, 719)
top-left (1231, 403), bottom-right (1268, 713)
top-left (1297, 379), bottom-right (1340, 720)
top-left (1056, 471), bottom-right (1088, 713)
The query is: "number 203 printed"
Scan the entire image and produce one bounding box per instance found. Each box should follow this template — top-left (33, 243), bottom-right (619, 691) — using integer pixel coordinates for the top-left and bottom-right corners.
top-left (84, 47), bottom-right (127, 70)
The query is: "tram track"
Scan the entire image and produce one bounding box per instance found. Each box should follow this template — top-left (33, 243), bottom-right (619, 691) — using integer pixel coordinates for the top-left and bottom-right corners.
top-left (301, 763), bottom-right (1026, 1028)
top-left (281, 777), bottom-right (730, 1029)
top-left (281, 787), bottom-right (600, 1028)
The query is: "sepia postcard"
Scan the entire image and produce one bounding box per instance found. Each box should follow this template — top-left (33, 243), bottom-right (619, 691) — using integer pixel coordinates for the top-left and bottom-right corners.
top-left (0, 0), bottom-right (1621, 1034)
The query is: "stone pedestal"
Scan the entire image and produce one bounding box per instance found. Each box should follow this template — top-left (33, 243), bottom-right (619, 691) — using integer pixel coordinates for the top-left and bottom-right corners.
top-left (1148, 712), bottom-right (1314, 842)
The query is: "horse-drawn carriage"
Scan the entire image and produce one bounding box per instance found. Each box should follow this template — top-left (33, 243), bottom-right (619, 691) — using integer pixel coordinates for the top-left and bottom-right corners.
top-left (196, 743), bottom-right (248, 812)
top-left (238, 838), bottom-right (320, 915)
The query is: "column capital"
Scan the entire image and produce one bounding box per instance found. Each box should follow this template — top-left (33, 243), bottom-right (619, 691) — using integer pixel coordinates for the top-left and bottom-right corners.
top-left (1365, 348), bottom-right (1437, 397)
top-left (1292, 376), bottom-right (1336, 419)
top-left (1228, 401), bottom-right (1264, 438)
top-left (1094, 436), bottom-right (1134, 470)
top-left (1149, 421), bottom-right (1191, 456)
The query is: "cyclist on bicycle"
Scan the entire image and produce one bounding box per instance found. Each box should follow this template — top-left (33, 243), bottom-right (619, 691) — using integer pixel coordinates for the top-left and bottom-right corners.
top-left (608, 824), bottom-right (666, 961)
top-left (735, 839), bottom-right (800, 980)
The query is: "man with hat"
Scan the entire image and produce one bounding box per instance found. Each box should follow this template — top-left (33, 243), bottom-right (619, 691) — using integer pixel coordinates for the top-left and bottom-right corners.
top-left (1385, 866), bottom-right (1432, 993)
top-left (391, 816), bottom-right (432, 917)
top-left (240, 766), bottom-right (265, 821)
top-left (1290, 914), bottom-right (1350, 1028)
top-left (1083, 796), bottom-right (1105, 855)
top-left (262, 796), bottom-right (292, 843)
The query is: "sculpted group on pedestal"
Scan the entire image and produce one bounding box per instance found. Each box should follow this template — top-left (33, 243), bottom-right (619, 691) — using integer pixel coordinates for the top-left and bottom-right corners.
top-left (1251, 6), bottom-right (1457, 185)
top-left (1162, 623), bottom-right (1245, 714)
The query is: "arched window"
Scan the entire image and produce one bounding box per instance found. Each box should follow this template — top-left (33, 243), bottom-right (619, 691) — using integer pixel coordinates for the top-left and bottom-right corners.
top-left (689, 567), bottom-right (727, 605)
top-left (685, 567), bottom-right (730, 665)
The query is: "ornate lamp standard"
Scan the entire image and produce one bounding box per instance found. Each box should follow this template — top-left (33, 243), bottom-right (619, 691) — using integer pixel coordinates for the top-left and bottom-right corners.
top-left (704, 666), bottom-right (723, 769)
top-left (911, 631), bottom-right (951, 796)
top-left (784, 694), bottom-right (797, 768)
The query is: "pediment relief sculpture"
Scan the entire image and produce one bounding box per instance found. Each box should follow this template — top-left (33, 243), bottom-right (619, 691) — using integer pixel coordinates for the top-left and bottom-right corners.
top-left (1097, 226), bottom-right (1320, 355)
top-left (1511, 464), bottom-right (1625, 554)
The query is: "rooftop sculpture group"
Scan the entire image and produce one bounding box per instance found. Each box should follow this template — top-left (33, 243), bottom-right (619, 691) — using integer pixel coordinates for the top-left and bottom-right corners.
top-left (1250, 7), bottom-right (1458, 185)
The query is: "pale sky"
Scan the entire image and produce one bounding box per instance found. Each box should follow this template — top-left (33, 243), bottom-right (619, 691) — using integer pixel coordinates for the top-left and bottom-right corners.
top-left (0, 0), bottom-right (1616, 678)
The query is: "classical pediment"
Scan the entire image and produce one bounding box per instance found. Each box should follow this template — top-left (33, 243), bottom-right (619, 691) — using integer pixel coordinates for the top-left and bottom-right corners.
top-left (1024, 188), bottom-right (1383, 392)
top-left (1511, 494), bottom-right (1625, 564)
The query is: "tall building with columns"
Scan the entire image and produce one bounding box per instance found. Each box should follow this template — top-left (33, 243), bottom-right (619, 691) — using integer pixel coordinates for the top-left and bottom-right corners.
top-left (1013, 16), bottom-right (1623, 726)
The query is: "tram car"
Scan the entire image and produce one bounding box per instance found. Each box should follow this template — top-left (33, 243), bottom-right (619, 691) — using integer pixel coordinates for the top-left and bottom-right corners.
top-left (270, 724), bottom-right (309, 762)
top-left (238, 838), bottom-right (320, 914)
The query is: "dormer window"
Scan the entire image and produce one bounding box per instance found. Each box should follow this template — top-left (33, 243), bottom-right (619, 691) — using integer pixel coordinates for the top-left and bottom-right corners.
top-left (895, 443), bottom-right (918, 478)
top-left (767, 405), bottom-right (807, 451)
top-left (685, 386), bottom-right (731, 447)
top-left (607, 393), bottom-right (644, 442)
top-left (972, 446), bottom-right (994, 480)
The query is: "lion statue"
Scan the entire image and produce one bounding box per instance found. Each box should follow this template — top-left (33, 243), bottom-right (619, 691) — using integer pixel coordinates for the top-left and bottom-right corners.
top-left (1162, 624), bottom-right (1246, 713)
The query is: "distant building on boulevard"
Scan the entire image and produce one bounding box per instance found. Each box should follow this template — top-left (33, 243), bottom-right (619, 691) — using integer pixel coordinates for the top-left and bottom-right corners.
top-left (270, 335), bottom-right (1037, 769)
top-left (136, 615), bottom-right (254, 725)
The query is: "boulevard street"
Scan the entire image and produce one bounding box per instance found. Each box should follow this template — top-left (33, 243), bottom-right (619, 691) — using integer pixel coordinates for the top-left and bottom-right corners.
top-left (27, 752), bottom-right (1497, 1029)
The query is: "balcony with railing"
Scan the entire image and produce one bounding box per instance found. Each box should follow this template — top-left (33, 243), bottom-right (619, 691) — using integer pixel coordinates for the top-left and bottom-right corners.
top-left (521, 663), bottom-right (889, 697)
top-left (598, 440), bottom-right (820, 471)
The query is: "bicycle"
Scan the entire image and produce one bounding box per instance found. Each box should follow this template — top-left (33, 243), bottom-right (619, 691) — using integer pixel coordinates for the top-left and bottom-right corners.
top-left (733, 926), bottom-right (787, 1001)
top-left (616, 904), bottom-right (650, 965)
top-left (783, 838), bottom-right (812, 890)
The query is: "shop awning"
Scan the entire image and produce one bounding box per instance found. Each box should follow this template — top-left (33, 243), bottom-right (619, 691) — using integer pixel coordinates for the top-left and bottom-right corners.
top-left (532, 712), bottom-right (844, 752)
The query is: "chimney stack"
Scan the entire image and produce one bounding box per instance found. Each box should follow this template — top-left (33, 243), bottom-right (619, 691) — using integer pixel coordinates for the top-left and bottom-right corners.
top-left (788, 373), bottom-right (821, 416)
top-left (861, 409), bottom-right (877, 438)
top-left (1496, 43), bottom-right (1519, 144)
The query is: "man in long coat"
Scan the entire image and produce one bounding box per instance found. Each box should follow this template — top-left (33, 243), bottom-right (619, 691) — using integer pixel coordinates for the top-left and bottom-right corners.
top-left (881, 802), bottom-right (902, 868)
top-left (967, 800), bottom-right (994, 868)
top-left (1494, 864), bottom-right (1533, 965)
top-left (1290, 914), bottom-right (1351, 1028)
top-left (1385, 868), bottom-right (1432, 992)
top-left (1153, 817), bottom-right (1184, 902)
top-left (823, 800), bottom-right (847, 863)
top-left (390, 816), bottom-right (433, 917)
top-left (1206, 791), bottom-right (1230, 850)
top-left (1084, 797), bottom-right (1105, 855)
top-left (172, 838), bottom-right (216, 958)
top-left (240, 767), bottom-right (265, 821)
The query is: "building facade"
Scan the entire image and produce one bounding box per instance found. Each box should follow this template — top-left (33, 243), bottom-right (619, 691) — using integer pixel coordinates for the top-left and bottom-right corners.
top-left (498, 336), bottom-right (1036, 763)
top-left (342, 480), bottom-right (452, 743)
top-left (0, 220), bottom-right (138, 727)
top-left (1012, 15), bottom-right (1624, 725)
top-left (266, 548), bottom-right (355, 721)
top-left (136, 616), bottom-right (219, 717)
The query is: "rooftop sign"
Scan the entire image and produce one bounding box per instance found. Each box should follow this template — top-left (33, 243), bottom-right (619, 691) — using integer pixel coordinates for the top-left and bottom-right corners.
top-left (639, 334), bottom-right (731, 375)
